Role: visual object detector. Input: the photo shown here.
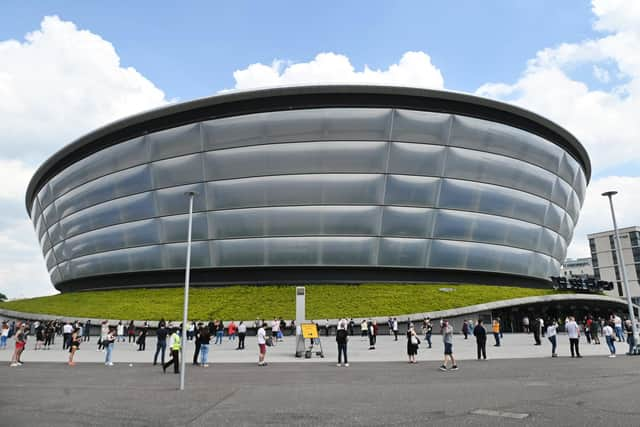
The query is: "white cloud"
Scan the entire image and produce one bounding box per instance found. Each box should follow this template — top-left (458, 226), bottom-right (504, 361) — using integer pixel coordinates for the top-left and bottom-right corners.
top-left (0, 16), bottom-right (168, 298)
top-left (229, 51), bottom-right (444, 91)
top-left (475, 1), bottom-right (640, 259)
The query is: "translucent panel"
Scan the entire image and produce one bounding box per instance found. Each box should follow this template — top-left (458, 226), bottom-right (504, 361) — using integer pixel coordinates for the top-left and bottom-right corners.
top-left (40, 232), bottom-right (52, 253)
top-left (529, 252), bottom-right (552, 279)
top-left (148, 123), bottom-right (203, 161)
top-left (566, 192), bottom-right (581, 223)
top-left (204, 140), bottom-right (387, 181)
top-left (538, 227), bottom-right (558, 256)
top-left (50, 267), bottom-right (62, 284)
top-left (154, 182), bottom-right (207, 216)
top-left (319, 237), bottom-right (376, 265)
top-left (553, 234), bottom-right (567, 261)
top-left (265, 237), bottom-right (321, 266)
top-left (211, 238), bottom-right (267, 266)
top-left (449, 115), bottom-right (564, 174)
top-left (544, 203), bottom-right (564, 233)
top-left (206, 174), bottom-right (384, 210)
top-left (390, 109), bottom-right (451, 144)
top-left (58, 261), bottom-right (71, 281)
top-left (558, 152), bottom-right (580, 186)
top-left (429, 239), bottom-right (531, 275)
top-left (162, 241), bottom-right (211, 268)
top-left (49, 221), bottom-right (63, 245)
top-left (49, 137), bottom-right (148, 198)
top-left (151, 153), bottom-right (203, 188)
top-left (432, 210), bottom-right (474, 241)
top-left (30, 198), bottom-right (41, 225)
top-left (573, 169), bottom-right (587, 203)
top-left (384, 175), bottom-right (440, 207)
top-left (64, 219), bottom-right (161, 259)
top-left (209, 206), bottom-right (380, 239)
top-left (35, 215), bottom-right (47, 240)
top-left (60, 192), bottom-right (155, 238)
top-left (549, 258), bottom-right (562, 276)
top-left (42, 202), bottom-right (59, 226)
top-left (387, 142), bottom-right (446, 176)
top-left (445, 147), bottom-right (556, 199)
top-left (53, 241), bottom-right (66, 263)
top-left (55, 164), bottom-right (152, 219)
top-left (559, 213), bottom-right (573, 242)
top-left (438, 179), bottom-right (548, 225)
top-left (70, 245), bottom-right (163, 278)
top-left (378, 237), bottom-right (430, 267)
top-left (159, 213), bottom-right (209, 243)
top-left (203, 108), bottom-right (393, 151)
top-left (550, 177), bottom-right (571, 208)
top-left (44, 248), bottom-right (56, 270)
top-left (381, 207), bottom-right (434, 238)
top-left (37, 182), bottom-right (54, 210)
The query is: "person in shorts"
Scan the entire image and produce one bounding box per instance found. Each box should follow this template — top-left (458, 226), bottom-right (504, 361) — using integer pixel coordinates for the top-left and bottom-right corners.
top-left (439, 320), bottom-right (458, 371)
top-left (10, 324), bottom-right (26, 367)
top-left (68, 328), bottom-right (80, 366)
top-left (257, 322), bottom-right (268, 366)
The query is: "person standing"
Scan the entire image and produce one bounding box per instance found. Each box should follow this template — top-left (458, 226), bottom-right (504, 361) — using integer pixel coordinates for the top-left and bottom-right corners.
top-left (336, 319), bottom-right (349, 367)
top-left (591, 317), bottom-right (601, 345)
top-left (1, 321), bottom-right (9, 349)
top-left (237, 321), bottom-right (247, 350)
top-left (624, 319), bottom-right (635, 355)
top-left (215, 320), bottom-right (224, 345)
top-left (392, 318), bottom-right (399, 341)
top-left (406, 324), bottom-right (420, 364)
top-left (228, 320), bottom-right (237, 342)
top-left (116, 321), bottom-right (125, 343)
top-left (547, 320), bottom-right (558, 358)
top-left (137, 326), bottom-right (147, 351)
top-left (257, 322), bottom-right (268, 366)
top-left (584, 317), bottom-right (592, 344)
top-left (531, 317), bottom-right (541, 345)
top-left (104, 327), bottom-right (116, 366)
top-left (492, 319), bottom-right (501, 347)
top-left (62, 321), bottom-right (73, 350)
top-left (603, 322), bottom-right (616, 357)
top-left (473, 319), bottom-right (487, 360)
top-left (613, 314), bottom-right (623, 341)
top-left (566, 316), bottom-right (582, 358)
top-left (424, 318), bottom-right (433, 348)
top-left (83, 319), bottom-right (91, 342)
top-left (522, 316), bottom-right (530, 333)
top-left (154, 323), bottom-right (168, 366)
top-left (462, 320), bottom-right (470, 340)
top-left (360, 319), bottom-right (368, 340)
top-left (9, 324), bottom-right (26, 367)
top-left (68, 328), bottom-right (80, 366)
top-left (98, 320), bottom-right (109, 351)
top-left (127, 321), bottom-right (136, 343)
top-left (348, 319), bottom-right (355, 336)
top-left (199, 325), bottom-right (211, 367)
top-left (163, 328), bottom-right (181, 374)
top-left (439, 320), bottom-right (458, 371)
top-left (367, 320), bottom-right (376, 350)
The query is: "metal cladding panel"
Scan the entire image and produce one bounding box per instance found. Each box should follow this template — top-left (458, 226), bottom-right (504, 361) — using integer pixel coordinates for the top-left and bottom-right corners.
top-left (28, 103), bottom-right (586, 289)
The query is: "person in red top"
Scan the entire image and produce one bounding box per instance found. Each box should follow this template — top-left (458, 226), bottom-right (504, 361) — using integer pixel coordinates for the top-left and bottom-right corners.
top-left (585, 316), bottom-right (593, 344)
top-left (227, 321), bottom-right (237, 342)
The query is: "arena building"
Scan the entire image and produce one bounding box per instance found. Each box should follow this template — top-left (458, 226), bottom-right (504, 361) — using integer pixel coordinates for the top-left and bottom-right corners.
top-left (26, 85), bottom-right (590, 292)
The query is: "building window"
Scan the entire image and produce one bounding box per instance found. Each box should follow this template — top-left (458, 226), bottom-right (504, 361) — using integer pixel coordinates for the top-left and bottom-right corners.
top-left (609, 235), bottom-right (616, 250)
top-left (594, 268), bottom-right (600, 280)
top-left (612, 251), bottom-right (618, 265)
top-left (591, 255), bottom-right (599, 268)
top-left (617, 282), bottom-right (623, 297)
top-left (636, 264), bottom-right (640, 280)
top-left (589, 238), bottom-right (597, 253)
top-left (614, 265), bottom-right (621, 280)
top-left (633, 247), bottom-right (640, 263)
top-left (631, 232), bottom-right (639, 247)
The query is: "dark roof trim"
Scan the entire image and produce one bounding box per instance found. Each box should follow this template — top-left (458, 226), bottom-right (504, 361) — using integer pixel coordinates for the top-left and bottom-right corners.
top-left (26, 85), bottom-right (591, 215)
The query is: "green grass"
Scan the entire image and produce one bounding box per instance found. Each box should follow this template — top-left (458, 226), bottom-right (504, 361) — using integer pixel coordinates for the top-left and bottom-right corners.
top-left (0, 284), bottom-right (559, 320)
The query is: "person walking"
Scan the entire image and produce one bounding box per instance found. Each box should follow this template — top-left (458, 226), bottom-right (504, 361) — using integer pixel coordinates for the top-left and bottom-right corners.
top-left (392, 318), bottom-right (399, 341)
top-left (127, 321), bottom-right (136, 343)
top-left (348, 319), bottom-right (355, 336)
top-left (154, 323), bottom-right (168, 366)
top-left (137, 326), bottom-right (147, 351)
top-left (584, 317), bottom-right (592, 344)
top-left (492, 319), bottom-right (501, 347)
top-left (68, 328), bottom-right (80, 366)
top-left (462, 320), bottom-right (470, 340)
top-left (199, 325), bottom-right (211, 367)
top-left (532, 317), bottom-right (542, 345)
top-left (473, 319), bottom-right (487, 360)
top-left (406, 324), bottom-right (420, 364)
top-left (591, 317), bottom-right (601, 345)
top-left (613, 314), bottom-right (623, 341)
top-left (360, 319), bottom-right (368, 340)
top-left (237, 321), bottom-right (246, 350)
top-left (98, 321), bottom-right (109, 352)
top-left (228, 320), bottom-right (237, 342)
top-left (9, 324), bottom-right (27, 367)
top-left (83, 319), bottom-right (91, 342)
top-left (367, 320), bottom-right (376, 350)
top-left (624, 319), bottom-right (635, 355)
top-left (439, 320), bottom-right (458, 371)
top-left (257, 322), bottom-right (268, 366)
top-left (336, 319), bottom-right (349, 367)
top-left (116, 321), bottom-right (125, 343)
top-left (522, 316), bottom-right (530, 333)
top-left (62, 321), bottom-right (73, 350)
top-left (566, 316), bottom-right (582, 358)
top-left (270, 318), bottom-right (279, 345)
top-left (547, 320), bottom-right (558, 357)
top-left (603, 322), bottom-right (616, 357)
top-left (163, 328), bottom-right (181, 374)
top-left (104, 327), bottom-right (116, 366)
top-left (424, 318), bottom-right (433, 348)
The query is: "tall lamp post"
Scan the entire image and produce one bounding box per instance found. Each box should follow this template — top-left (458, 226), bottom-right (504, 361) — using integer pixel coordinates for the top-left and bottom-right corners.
top-left (180, 191), bottom-right (197, 390)
top-left (602, 191), bottom-right (639, 353)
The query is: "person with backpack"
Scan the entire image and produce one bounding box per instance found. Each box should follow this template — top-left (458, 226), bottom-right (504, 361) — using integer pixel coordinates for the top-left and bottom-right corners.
top-left (406, 324), bottom-right (420, 364)
top-left (336, 319), bottom-right (349, 367)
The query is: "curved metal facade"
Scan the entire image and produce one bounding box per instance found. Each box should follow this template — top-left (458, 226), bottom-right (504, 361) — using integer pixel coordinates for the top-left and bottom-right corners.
top-left (27, 87), bottom-right (589, 292)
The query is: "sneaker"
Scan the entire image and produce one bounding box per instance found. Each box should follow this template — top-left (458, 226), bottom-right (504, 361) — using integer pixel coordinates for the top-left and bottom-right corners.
top-left (203, 364), bottom-right (209, 368)
top-left (107, 362), bottom-right (114, 366)
top-left (344, 363), bottom-right (349, 367)
top-left (10, 362), bottom-right (18, 367)
top-left (16, 362), bottom-right (23, 366)
top-left (439, 365), bottom-right (447, 371)
top-left (337, 363), bottom-right (341, 367)
top-left (608, 354), bottom-right (615, 358)
top-left (451, 365), bottom-right (459, 371)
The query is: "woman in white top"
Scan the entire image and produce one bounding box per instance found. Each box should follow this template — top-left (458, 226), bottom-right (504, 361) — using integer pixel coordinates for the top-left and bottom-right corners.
top-left (546, 321), bottom-right (558, 357)
top-left (258, 323), bottom-right (268, 366)
top-left (603, 322), bottom-right (616, 357)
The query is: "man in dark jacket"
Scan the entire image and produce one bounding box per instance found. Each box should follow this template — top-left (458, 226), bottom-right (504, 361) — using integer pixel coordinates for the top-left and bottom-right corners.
top-left (193, 322), bottom-right (203, 365)
top-left (153, 324), bottom-right (168, 366)
top-left (473, 319), bottom-right (487, 360)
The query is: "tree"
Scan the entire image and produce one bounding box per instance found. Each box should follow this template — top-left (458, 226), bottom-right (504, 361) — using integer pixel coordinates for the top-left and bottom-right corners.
top-left (0, 292), bottom-right (7, 302)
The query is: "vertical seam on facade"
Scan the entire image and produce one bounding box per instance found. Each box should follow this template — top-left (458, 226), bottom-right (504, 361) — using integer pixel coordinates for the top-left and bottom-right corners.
top-left (374, 109), bottom-right (395, 265)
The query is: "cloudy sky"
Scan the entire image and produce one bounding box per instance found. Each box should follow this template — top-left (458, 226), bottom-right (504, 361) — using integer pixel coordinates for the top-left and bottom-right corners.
top-left (1, 1), bottom-right (639, 298)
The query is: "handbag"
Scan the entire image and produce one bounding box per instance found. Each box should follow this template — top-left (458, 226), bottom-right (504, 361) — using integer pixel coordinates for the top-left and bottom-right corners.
top-left (410, 335), bottom-right (418, 345)
top-left (266, 336), bottom-right (274, 347)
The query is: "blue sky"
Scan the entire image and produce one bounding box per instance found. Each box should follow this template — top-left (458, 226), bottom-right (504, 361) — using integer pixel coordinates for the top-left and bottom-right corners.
top-left (1, 1), bottom-right (639, 298)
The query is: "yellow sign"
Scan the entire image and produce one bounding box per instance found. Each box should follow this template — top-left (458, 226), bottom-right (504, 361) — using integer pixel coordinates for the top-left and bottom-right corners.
top-left (301, 323), bottom-right (319, 339)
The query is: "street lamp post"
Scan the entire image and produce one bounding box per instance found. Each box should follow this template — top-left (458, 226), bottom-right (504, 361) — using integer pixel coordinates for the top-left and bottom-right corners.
top-left (602, 191), bottom-right (639, 353)
top-left (180, 191), bottom-right (197, 390)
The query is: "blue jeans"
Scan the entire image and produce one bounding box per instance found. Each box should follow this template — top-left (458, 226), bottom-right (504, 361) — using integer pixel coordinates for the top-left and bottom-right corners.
top-left (548, 335), bottom-right (557, 354)
top-left (615, 326), bottom-right (623, 340)
top-left (606, 336), bottom-right (616, 354)
top-left (425, 331), bottom-right (432, 348)
top-left (200, 344), bottom-right (210, 364)
top-left (154, 340), bottom-right (166, 365)
top-left (493, 333), bottom-right (500, 346)
top-left (337, 342), bottom-right (348, 364)
top-left (105, 343), bottom-right (113, 364)
top-left (0, 335), bottom-right (6, 348)
top-left (215, 331), bottom-right (223, 344)
top-left (627, 335), bottom-right (635, 354)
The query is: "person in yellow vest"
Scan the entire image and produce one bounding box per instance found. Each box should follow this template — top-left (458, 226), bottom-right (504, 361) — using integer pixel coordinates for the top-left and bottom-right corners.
top-left (492, 318), bottom-right (501, 347)
top-left (163, 328), bottom-right (181, 374)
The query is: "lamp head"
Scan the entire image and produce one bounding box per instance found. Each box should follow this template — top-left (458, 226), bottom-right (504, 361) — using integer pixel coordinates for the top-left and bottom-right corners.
top-left (601, 191), bottom-right (618, 197)
top-left (184, 191), bottom-right (198, 197)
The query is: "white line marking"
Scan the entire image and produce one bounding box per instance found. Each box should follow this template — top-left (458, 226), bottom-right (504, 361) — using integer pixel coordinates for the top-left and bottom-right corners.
top-left (471, 409), bottom-right (529, 419)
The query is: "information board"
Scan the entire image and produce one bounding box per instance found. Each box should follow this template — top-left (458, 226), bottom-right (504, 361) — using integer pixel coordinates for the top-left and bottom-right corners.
top-left (301, 323), bottom-right (319, 339)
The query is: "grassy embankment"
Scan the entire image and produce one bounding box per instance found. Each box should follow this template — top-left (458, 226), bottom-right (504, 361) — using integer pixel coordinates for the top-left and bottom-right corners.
top-left (0, 284), bottom-right (558, 320)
